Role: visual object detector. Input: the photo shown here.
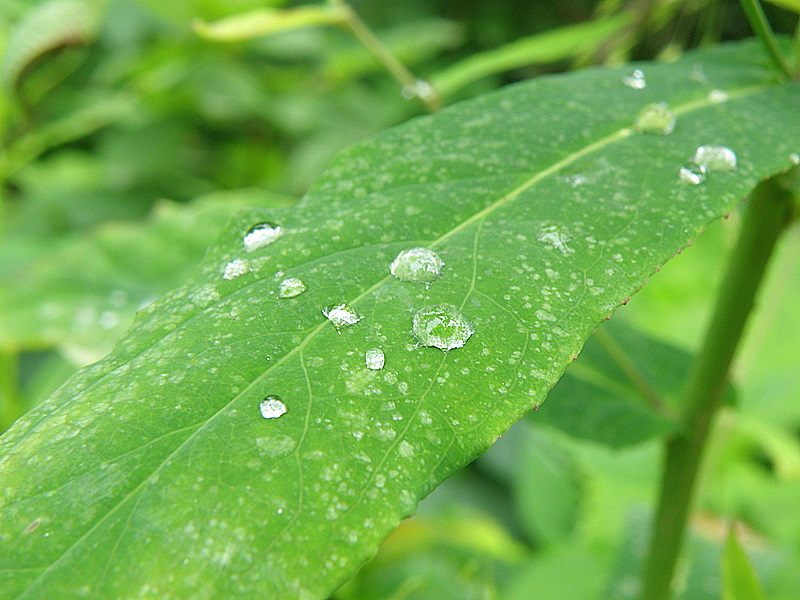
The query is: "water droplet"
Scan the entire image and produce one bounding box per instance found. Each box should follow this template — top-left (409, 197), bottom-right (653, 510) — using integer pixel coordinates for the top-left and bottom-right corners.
top-left (278, 277), bottom-right (307, 298)
top-left (401, 79), bottom-right (434, 100)
top-left (635, 102), bottom-right (675, 135)
top-left (412, 304), bottom-right (474, 351)
top-left (692, 145), bottom-right (737, 171)
top-left (708, 89), bottom-right (729, 103)
top-left (790, 152), bottom-right (800, 165)
top-left (365, 348), bottom-right (385, 370)
top-left (259, 396), bottom-right (287, 419)
top-left (323, 303), bottom-right (362, 329)
top-left (389, 247), bottom-right (444, 283)
top-left (244, 222), bottom-right (283, 252)
top-left (223, 258), bottom-right (250, 280)
top-left (622, 69), bottom-right (645, 89)
top-left (537, 226), bottom-right (573, 255)
top-left (679, 164), bottom-right (707, 185)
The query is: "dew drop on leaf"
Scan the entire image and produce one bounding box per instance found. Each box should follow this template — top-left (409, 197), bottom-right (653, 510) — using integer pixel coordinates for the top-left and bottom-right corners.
top-left (223, 258), bottom-right (250, 280)
top-left (244, 222), bottom-right (283, 252)
top-left (365, 348), bottom-right (385, 370)
top-left (635, 102), bottom-right (675, 135)
top-left (622, 69), bottom-right (645, 89)
top-left (323, 303), bottom-right (362, 329)
top-left (679, 164), bottom-right (707, 185)
top-left (259, 396), bottom-right (287, 419)
top-left (790, 153), bottom-right (799, 165)
top-left (537, 225), bottom-right (573, 255)
top-left (692, 145), bottom-right (737, 171)
top-left (389, 247), bottom-right (444, 283)
top-left (412, 304), bottom-right (474, 351)
top-left (278, 277), bottom-right (307, 298)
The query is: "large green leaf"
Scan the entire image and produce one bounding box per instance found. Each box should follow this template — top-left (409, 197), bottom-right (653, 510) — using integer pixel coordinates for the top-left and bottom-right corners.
top-left (1, 40), bottom-right (800, 599)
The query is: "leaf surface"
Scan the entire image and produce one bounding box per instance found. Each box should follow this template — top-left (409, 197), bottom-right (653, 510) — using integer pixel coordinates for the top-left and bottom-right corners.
top-left (1, 40), bottom-right (800, 599)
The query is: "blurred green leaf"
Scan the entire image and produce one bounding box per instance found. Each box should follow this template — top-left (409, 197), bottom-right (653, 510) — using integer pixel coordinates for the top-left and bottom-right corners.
top-left (432, 14), bottom-right (631, 97)
top-left (0, 191), bottom-right (293, 360)
top-left (532, 320), bottom-right (684, 448)
top-left (763, 0), bottom-right (800, 14)
top-left (194, 5), bottom-right (347, 42)
top-left (723, 526), bottom-right (767, 600)
top-left (1, 0), bottom-right (98, 87)
top-left (2, 40), bottom-right (800, 599)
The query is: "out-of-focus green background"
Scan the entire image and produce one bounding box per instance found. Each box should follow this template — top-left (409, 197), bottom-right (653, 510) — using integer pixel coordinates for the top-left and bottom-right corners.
top-left (1, 0), bottom-right (799, 598)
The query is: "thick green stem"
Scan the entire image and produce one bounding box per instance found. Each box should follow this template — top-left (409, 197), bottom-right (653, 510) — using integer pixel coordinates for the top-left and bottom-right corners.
top-left (639, 178), bottom-right (794, 600)
top-left (739, 0), bottom-right (794, 80)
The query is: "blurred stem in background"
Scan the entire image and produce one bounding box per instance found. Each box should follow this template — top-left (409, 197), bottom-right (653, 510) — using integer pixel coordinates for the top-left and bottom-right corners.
top-left (740, 0), bottom-right (794, 79)
top-left (0, 350), bottom-right (21, 433)
top-left (639, 177), bottom-right (795, 600)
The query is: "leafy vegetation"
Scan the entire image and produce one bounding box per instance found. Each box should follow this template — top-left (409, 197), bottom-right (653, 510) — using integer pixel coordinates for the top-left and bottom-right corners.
top-left (1, 1), bottom-right (799, 599)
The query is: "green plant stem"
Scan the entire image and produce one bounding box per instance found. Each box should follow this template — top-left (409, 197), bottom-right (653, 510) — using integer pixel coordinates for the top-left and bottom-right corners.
top-left (328, 0), bottom-right (442, 112)
top-left (0, 349), bottom-right (22, 433)
top-left (739, 0), bottom-right (794, 80)
top-left (639, 178), bottom-right (794, 600)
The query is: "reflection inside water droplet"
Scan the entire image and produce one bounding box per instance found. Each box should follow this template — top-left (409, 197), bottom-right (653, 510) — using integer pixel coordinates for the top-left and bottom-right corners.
top-left (365, 348), bottom-right (385, 370)
top-left (692, 145), bottom-right (737, 171)
top-left (389, 247), bottom-right (444, 283)
top-left (635, 102), bottom-right (675, 135)
top-left (622, 69), bottom-right (646, 89)
top-left (679, 164), bottom-right (707, 185)
top-left (412, 304), bottom-right (474, 351)
top-left (260, 396), bottom-right (287, 419)
top-left (278, 277), bottom-right (307, 298)
top-left (323, 303), bottom-right (362, 329)
top-left (244, 222), bottom-right (283, 252)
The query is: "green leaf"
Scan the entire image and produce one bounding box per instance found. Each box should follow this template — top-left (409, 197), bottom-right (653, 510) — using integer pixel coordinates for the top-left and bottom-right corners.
top-left (0, 0), bottom-right (98, 86)
top-left (193, 6), bottom-right (347, 42)
top-left (532, 320), bottom-right (683, 448)
top-left (723, 526), bottom-right (767, 600)
top-left (2, 40), bottom-right (800, 599)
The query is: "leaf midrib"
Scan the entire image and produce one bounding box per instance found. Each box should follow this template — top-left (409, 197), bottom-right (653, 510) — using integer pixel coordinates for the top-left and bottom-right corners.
top-left (13, 80), bottom-right (769, 598)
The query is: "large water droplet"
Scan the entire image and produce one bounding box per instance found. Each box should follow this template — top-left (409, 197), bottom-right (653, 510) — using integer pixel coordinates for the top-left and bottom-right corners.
top-left (635, 102), bottom-right (675, 135)
top-left (679, 164), bottom-right (707, 185)
top-left (412, 304), bottom-right (474, 351)
top-left (260, 396), bottom-right (287, 419)
top-left (244, 222), bottom-right (283, 252)
top-left (323, 303), bottom-right (362, 329)
top-left (389, 247), bottom-right (444, 283)
top-left (223, 258), bottom-right (250, 280)
top-left (278, 277), bottom-right (307, 298)
top-left (365, 348), bottom-right (385, 370)
top-left (692, 145), bottom-right (737, 171)
top-left (622, 69), bottom-right (645, 89)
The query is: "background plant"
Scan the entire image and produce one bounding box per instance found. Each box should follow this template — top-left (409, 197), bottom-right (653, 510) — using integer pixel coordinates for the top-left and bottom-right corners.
top-left (1, 1), bottom-right (800, 599)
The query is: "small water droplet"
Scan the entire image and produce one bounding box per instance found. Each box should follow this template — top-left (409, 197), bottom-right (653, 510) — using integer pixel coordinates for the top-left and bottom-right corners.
top-left (323, 303), bottom-right (362, 329)
top-left (278, 277), bottom-right (307, 298)
top-left (692, 145), bottom-right (737, 171)
top-left (679, 164), bottom-right (707, 185)
top-left (412, 304), bottom-right (474, 351)
top-left (790, 152), bottom-right (800, 165)
top-left (708, 89), bottom-right (729, 103)
top-left (635, 102), bottom-right (675, 135)
top-left (622, 69), bottom-right (645, 89)
top-left (223, 258), bottom-right (250, 280)
top-left (389, 247), bottom-right (444, 283)
top-left (244, 222), bottom-right (283, 252)
top-left (259, 396), bottom-right (287, 419)
top-left (365, 348), bottom-right (385, 370)
top-left (401, 79), bottom-right (434, 100)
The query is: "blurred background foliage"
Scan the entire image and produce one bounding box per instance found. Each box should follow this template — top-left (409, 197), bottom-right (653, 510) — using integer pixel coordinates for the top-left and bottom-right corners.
top-left (1, 0), bottom-right (799, 598)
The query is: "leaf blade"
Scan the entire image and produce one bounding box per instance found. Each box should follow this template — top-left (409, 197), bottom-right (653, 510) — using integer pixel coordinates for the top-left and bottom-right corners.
top-left (2, 40), bottom-right (800, 600)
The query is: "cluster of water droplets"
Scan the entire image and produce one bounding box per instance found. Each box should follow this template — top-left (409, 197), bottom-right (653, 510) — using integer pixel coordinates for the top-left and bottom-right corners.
top-left (680, 145), bottom-right (737, 185)
top-left (622, 69), bottom-right (646, 89)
